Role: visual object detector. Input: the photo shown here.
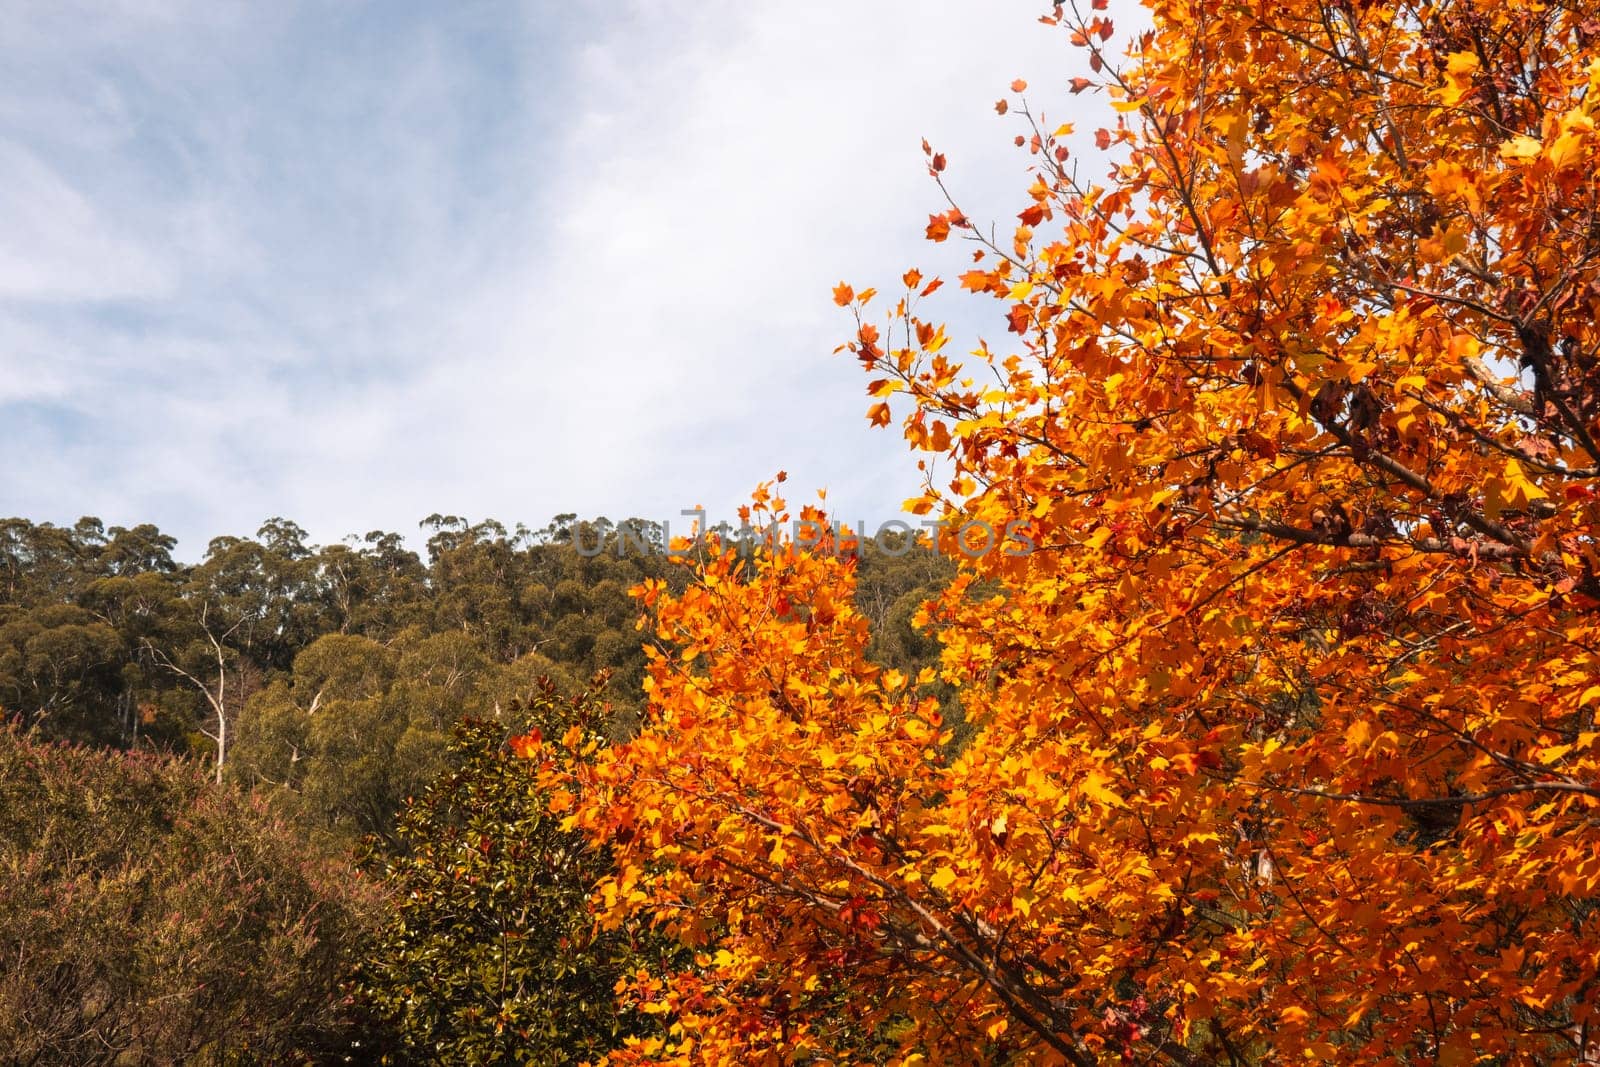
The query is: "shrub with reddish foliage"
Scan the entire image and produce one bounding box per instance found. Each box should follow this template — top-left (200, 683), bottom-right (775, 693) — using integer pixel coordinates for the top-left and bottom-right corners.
top-left (0, 721), bottom-right (388, 1065)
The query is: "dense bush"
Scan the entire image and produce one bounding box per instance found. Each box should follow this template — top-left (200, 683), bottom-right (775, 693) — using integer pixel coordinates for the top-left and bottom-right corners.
top-left (353, 686), bottom-right (668, 1066)
top-left (0, 722), bottom-right (386, 1065)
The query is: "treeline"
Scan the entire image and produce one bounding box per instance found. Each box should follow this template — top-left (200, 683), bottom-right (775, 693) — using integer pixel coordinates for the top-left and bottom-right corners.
top-left (0, 513), bottom-right (950, 844)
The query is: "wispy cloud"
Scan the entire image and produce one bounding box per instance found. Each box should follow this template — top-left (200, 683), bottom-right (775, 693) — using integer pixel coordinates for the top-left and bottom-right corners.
top-left (1, 1), bottom-right (1103, 554)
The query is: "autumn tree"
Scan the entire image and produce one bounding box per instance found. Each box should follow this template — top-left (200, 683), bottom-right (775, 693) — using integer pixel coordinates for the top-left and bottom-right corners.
top-left (573, 2), bottom-right (1600, 1063)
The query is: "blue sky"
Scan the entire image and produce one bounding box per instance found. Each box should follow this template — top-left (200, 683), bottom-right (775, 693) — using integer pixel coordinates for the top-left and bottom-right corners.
top-left (2, 1), bottom-right (1099, 556)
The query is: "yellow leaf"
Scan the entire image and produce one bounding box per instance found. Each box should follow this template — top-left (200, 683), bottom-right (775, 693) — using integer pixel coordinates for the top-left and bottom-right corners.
top-left (1549, 129), bottom-right (1589, 171)
top-left (1079, 769), bottom-right (1124, 808)
top-left (1487, 457), bottom-right (1547, 517)
top-left (1345, 718), bottom-right (1373, 749)
top-left (1439, 51), bottom-right (1478, 107)
top-left (1500, 135), bottom-right (1543, 160)
top-left (1536, 743), bottom-right (1573, 765)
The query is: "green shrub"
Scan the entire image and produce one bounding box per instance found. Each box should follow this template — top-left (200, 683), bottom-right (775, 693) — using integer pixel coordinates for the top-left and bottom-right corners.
top-left (353, 686), bottom-right (665, 1066)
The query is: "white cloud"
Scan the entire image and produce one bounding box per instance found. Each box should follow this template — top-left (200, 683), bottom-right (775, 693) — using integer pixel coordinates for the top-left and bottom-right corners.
top-left (1, 0), bottom-right (1111, 554)
top-left (0, 140), bottom-right (175, 301)
top-left (365, 0), bottom-right (1095, 529)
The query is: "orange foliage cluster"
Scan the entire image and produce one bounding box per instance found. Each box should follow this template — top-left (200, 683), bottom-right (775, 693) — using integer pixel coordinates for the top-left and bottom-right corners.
top-left (566, 1), bottom-right (1600, 1062)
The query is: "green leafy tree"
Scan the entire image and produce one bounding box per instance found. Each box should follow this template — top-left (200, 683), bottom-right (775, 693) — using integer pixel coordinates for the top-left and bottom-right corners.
top-left (0, 604), bottom-right (126, 742)
top-left (353, 683), bottom-right (668, 1066)
top-left (313, 532), bottom-right (429, 639)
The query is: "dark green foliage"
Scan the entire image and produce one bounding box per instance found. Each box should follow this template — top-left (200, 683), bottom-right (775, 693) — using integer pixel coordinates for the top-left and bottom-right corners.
top-left (0, 603), bottom-right (127, 740)
top-left (353, 687), bottom-right (664, 1066)
top-left (0, 722), bottom-right (386, 1065)
top-left (851, 536), bottom-right (968, 745)
top-left (851, 534), bottom-right (955, 675)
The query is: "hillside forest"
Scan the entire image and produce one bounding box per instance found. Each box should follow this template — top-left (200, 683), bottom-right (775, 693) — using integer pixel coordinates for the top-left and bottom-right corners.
top-left (0, 514), bottom-right (952, 843)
